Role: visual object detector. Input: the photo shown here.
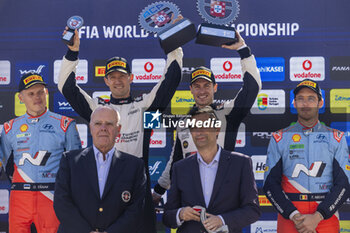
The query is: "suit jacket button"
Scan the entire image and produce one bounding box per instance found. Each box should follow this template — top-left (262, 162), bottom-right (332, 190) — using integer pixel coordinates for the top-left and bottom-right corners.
top-left (99, 207), bottom-right (103, 212)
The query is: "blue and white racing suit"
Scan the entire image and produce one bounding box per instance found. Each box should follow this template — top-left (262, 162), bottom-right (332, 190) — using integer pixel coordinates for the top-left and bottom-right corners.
top-left (0, 109), bottom-right (81, 233)
top-left (263, 121), bottom-right (350, 232)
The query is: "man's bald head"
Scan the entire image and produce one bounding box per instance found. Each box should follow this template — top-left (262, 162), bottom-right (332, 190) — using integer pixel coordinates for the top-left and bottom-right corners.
top-left (89, 106), bottom-right (121, 154)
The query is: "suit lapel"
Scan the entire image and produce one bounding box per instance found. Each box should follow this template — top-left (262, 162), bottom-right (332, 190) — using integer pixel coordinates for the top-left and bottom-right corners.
top-left (191, 155), bottom-right (206, 207)
top-left (83, 147), bottom-right (100, 198)
top-left (102, 150), bottom-right (125, 199)
top-left (208, 150), bottom-right (230, 209)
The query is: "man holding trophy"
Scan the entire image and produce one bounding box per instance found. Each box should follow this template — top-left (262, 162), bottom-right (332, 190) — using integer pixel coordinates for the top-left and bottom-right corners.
top-left (57, 5), bottom-right (195, 232)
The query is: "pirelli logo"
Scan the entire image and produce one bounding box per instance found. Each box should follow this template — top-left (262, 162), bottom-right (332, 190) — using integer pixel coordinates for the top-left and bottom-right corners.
top-left (95, 66), bottom-right (105, 77)
top-left (192, 69), bottom-right (211, 78)
top-left (107, 61), bottom-right (126, 69)
top-left (23, 75), bottom-right (43, 85)
top-left (297, 80), bottom-right (316, 88)
top-left (258, 195), bottom-right (272, 206)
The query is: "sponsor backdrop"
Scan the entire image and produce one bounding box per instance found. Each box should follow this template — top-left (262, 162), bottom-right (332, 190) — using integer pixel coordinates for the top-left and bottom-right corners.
top-left (0, 0), bottom-right (350, 232)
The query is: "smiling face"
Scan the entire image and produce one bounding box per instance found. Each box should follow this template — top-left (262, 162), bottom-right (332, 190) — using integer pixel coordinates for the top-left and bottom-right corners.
top-left (104, 70), bottom-right (132, 99)
top-left (90, 107), bottom-right (121, 154)
top-left (294, 87), bottom-right (323, 123)
top-left (190, 79), bottom-right (218, 108)
top-left (18, 84), bottom-right (48, 116)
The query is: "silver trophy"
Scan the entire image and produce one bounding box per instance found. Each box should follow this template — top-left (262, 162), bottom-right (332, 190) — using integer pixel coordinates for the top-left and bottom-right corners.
top-left (193, 206), bottom-right (229, 233)
top-left (62, 16), bottom-right (84, 46)
top-left (139, 1), bottom-right (196, 54)
top-left (196, 0), bottom-right (240, 47)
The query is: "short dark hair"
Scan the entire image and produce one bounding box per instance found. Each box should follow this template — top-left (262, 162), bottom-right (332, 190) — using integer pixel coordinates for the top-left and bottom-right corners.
top-left (188, 105), bottom-right (218, 120)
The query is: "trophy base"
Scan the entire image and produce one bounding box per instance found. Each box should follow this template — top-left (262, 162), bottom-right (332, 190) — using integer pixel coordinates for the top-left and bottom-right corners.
top-left (158, 18), bottom-right (196, 54)
top-left (62, 29), bottom-right (75, 46)
top-left (195, 23), bottom-right (238, 47)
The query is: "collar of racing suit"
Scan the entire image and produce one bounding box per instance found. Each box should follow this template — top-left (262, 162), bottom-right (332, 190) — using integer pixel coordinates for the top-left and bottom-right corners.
top-left (109, 95), bottom-right (133, 105)
top-left (297, 120), bottom-right (321, 136)
top-left (25, 108), bottom-right (49, 124)
top-left (192, 103), bottom-right (218, 110)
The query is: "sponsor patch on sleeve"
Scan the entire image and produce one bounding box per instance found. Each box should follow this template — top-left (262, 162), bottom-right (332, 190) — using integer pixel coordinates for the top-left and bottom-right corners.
top-left (4, 119), bottom-right (14, 134)
top-left (333, 129), bottom-right (344, 143)
top-left (60, 116), bottom-right (74, 132)
top-left (272, 130), bottom-right (283, 142)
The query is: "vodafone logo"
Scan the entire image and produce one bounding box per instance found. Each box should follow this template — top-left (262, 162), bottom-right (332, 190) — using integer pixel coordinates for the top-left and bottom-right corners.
top-left (211, 58), bottom-right (242, 82)
top-left (223, 61), bottom-right (232, 72)
top-left (132, 59), bottom-right (165, 83)
top-left (77, 124), bottom-right (87, 148)
top-left (144, 62), bottom-right (154, 73)
top-left (0, 60), bottom-right (10, 85)
top-left (235, 123), bottom-right (246, 147)
top-left (290, 57), bottom-right (325, 81)
top-left (150, 128), bottom-right (166, 148)
top-left (54, 59), bottom-right (88, 84)
top-left (302, 60), bottom-right (312, 71)
top-left (0, 189), bottom-right (9, 214)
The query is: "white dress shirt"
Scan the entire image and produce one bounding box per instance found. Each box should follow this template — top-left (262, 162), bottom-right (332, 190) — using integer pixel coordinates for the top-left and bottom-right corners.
top-left (176, 147), bottom-right (225, 226)
top-left (93, 145), bottom-right (115, 198)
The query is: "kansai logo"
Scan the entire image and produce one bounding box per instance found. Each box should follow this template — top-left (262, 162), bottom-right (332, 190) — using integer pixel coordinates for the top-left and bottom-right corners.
top-left (256, 57), bottom-right (285, 82)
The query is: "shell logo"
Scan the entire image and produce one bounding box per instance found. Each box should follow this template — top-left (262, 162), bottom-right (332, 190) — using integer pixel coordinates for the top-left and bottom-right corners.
top-left (292, 134), bottom-right (301, 142)
top-left (20, 124), bottom-right (28, 132)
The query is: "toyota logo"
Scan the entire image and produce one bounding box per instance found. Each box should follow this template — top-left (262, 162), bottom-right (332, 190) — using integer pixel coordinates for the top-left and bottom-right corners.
top-left (144, 62), bottom-right (154, 73)
top-left (223, 61), bottom-right (232, 72)
top-left (302, 60), bottom-right (312, 71)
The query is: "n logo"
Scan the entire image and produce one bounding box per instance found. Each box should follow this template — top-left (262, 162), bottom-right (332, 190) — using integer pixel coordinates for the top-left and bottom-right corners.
top-left (292, 161), bottom-right (326, 178)
top-left (19, 151), bottom-right (51, 166)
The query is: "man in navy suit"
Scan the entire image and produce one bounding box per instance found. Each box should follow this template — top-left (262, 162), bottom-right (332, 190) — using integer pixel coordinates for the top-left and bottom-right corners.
top-left (163, 106), bottom-right (260, 233)
top-left (54, 106), bottom-right (146, 233)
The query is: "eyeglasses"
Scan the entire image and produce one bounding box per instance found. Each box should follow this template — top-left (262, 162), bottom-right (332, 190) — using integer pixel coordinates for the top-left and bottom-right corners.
top-left (295, 96), bottom-right (318, 103)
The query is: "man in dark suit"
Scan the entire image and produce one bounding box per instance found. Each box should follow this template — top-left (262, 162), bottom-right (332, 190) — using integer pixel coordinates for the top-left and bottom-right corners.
top-left (54, 106), bottom-right (146, 233)
top-left (163, 106), bottom-right (260, 233)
